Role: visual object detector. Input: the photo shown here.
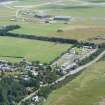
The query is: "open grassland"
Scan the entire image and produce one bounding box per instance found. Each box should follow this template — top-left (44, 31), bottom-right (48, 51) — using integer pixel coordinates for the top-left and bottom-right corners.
top-left (39, 5), bottom-right (105, 17)
top-left (86, 0), bottom-right (105, 2)
top-left (54, 26), bottom-right (105, 41)
top-left (11, 22), bottom-right (67, 35)
top-left (0, 0), bottom-right (105, 17)
top-left (0, 7), bottom-right (16, 16)
top-left (0, 36), bottom-right (71, 63)
top-left (10, 0), bottom-right (43, 6)
top-left (44, 59), bottom-right (105, 105)
top-left (11, 23), bottom-right (105, 41)
top-left (0, 0), bottom-right (105, 43)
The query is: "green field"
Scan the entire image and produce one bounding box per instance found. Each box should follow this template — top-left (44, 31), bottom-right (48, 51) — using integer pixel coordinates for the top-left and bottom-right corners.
top-left (11, 24), bottom-right (105, 41)
top-left (0, 18), bottom-right (103, 42)
top-left (0, 36), bottom-right (71, 63)
top-left (0, 0), bottom-right (105, 105)
top-left (0, 0), bottom-right (105, 42)
top-left (44, 59), bottom-right (105, 105)
top-left (11, 22), bottom-right (67, 36)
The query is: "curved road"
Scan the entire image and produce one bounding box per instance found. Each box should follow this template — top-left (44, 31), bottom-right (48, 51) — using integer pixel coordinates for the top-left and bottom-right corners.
top-left (17, 49), bottom-right (105, 105)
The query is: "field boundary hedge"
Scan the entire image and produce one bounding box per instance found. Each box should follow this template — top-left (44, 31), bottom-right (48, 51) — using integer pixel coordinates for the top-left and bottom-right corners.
top-left (0, 25), bottom-right (97, 46)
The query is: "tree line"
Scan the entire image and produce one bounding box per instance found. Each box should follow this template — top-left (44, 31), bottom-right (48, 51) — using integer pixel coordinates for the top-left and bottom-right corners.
top-left (0, 25), bottom-right (97, 47)
top-left (0, 25), bottom-right (20, 34)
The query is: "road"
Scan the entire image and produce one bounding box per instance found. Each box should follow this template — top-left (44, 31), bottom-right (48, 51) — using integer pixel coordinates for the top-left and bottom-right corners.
top-left (15, 0), bottom-right (64, 18)
top-left (55, 50), bottom-right (105, 83)
top-left (17, 89), bottom-right (39, 105)
top-left (17, 50), bottom-right (105, 105)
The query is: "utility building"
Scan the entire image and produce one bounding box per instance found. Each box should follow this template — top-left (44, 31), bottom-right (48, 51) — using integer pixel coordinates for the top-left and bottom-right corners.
top-left (54, 16), bottom-right (71, 21)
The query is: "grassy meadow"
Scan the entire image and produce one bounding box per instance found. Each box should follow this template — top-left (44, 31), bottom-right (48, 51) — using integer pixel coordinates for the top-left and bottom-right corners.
top-left (11, 23), bottom-right (105, 41)
top-left (44, 59), bottom-right (105, 105)
top-left (0, 0), bottom-right (104, 63)
top-left (0, 0), bottom-right (105, 42)
top-left (0, 36), bottom-right (71, 63)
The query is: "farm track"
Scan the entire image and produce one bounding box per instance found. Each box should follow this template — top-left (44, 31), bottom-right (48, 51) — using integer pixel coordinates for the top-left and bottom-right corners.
top-left (15, 0), bottom-right (64, 18)
top-left (17, 49), bottom-right (105, 105)
top-left (17, 89), bottom-right (39, 105)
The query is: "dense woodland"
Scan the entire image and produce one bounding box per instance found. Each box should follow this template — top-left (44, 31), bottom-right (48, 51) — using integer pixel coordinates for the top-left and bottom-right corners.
top-left (0, 77), bottom-right (26, 105)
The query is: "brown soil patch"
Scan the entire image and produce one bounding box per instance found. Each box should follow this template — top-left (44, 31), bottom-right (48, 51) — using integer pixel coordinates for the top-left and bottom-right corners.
top-left (54, 27), bottom-right (105, 41)
top-left (99, 98), bottom-right (105, 105)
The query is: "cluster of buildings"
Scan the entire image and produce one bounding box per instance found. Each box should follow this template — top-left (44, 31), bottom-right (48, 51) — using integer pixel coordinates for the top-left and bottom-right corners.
top-left (19, 59), bottom-right (39, 80)
top-left (35, 12), bottom-right (71, 21)
top-left (15, 9), bottom-right (72, 23)
top-left (35, 13), bottom-right (72, 23)
top-left (52, 46), bottom-right (97, 75)
top-left (0, 60), bottom-right (16, 72)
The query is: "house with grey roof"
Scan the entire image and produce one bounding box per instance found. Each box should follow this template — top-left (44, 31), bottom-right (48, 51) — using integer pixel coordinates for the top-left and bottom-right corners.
top-left (54, 16), bottom-right (72, 21)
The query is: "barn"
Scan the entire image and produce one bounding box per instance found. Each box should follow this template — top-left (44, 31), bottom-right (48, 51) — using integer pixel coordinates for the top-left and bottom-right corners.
top-left (54, 16), bottom-right (71, 21)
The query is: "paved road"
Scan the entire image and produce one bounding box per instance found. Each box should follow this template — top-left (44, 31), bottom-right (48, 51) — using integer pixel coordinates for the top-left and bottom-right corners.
top-left (17, 89), bottom-right (39, 105)
top-left (55, 50), bottom-right (105, 83)
top-left (17, 50), bottom-right (105, 105)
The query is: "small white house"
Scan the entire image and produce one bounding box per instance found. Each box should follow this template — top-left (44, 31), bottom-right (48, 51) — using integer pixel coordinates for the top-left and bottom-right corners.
top-left (32, 95), bottom-right (39, 102)
top-left (31, 70), bottom-right (38, 76)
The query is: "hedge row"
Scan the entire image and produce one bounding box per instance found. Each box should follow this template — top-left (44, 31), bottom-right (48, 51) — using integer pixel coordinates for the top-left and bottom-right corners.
top-left (0, 25), bottom-right (20, 34)
top-left (0, 25), bottom-right (97, 46)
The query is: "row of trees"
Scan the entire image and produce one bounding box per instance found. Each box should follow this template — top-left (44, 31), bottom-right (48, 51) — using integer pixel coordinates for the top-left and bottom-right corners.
top-left (5, 32), bottom-right (80, 44)
top-left (0, 25), bottom-right (97, 47)
top-left (0, 77), bottom-right (26, 105)
top-left (6, 32), bottom-right (97, 47)
top-left (0, 25), bottom-right (20, 34)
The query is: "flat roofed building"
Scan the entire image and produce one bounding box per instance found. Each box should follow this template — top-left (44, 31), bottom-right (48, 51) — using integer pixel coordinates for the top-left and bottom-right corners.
top-left (54, 16), bottom-right (72, 21)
